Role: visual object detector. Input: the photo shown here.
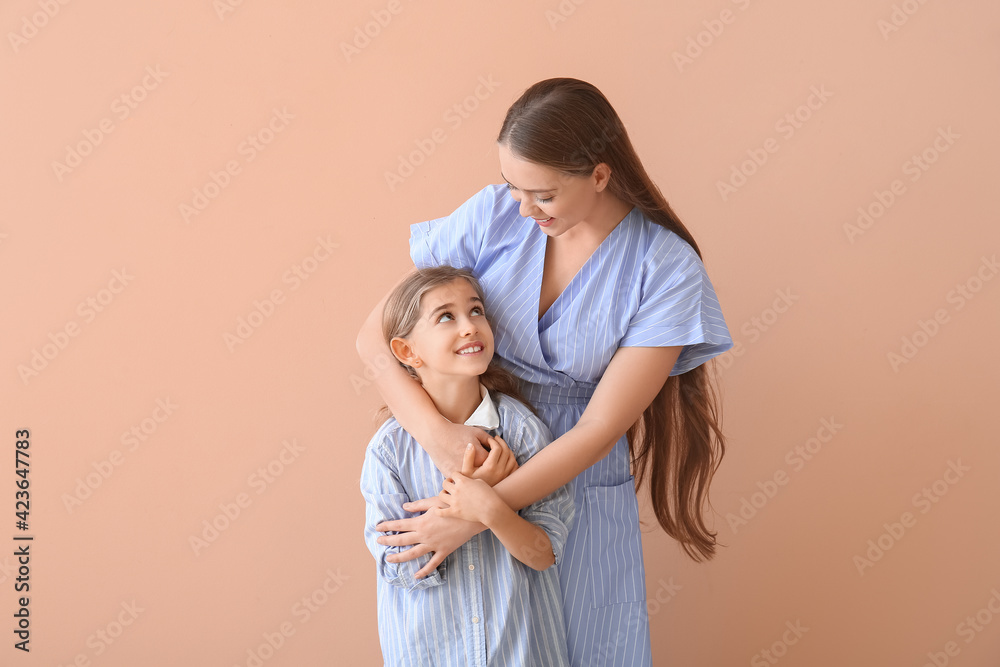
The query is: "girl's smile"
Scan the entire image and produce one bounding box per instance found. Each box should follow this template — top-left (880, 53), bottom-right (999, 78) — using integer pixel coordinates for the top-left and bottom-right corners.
top-left (395, 278), bottom-right (495, 384)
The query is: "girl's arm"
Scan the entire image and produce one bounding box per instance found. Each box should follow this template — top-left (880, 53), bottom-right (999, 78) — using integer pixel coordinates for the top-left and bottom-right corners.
top-left (355, 274), bottom-right (493, 474)
top-left (360, 440), bottom-right (446, 590)
top-left (439, 445), bottom-right (555, 571)
top-left (378, 344), bottom-right (683, 578)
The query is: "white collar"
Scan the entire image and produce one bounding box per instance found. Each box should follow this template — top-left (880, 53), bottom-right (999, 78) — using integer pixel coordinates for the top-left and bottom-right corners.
top-left (463, 384), bottom-right (500, 430)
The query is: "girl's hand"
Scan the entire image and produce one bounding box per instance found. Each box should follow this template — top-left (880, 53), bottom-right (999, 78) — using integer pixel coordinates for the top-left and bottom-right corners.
top-left (470, 435), bottom-right (519, 487)
top-left (424, 418), bottom-right (491, 475)
top-left (439, 471), bottom-right (500, 525)
top-left (375, 501), bottom-right (484, 579)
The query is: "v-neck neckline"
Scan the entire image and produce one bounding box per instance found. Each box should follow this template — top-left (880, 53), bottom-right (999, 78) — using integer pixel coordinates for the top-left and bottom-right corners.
top-left (534, 208), bottom-right (634, 326)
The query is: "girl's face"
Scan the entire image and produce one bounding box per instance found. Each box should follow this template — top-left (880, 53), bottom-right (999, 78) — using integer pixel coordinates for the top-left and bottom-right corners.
top-left (498, 143), bottom-right (604, 237)
top-left (395, 279), bottom-right (494, 382)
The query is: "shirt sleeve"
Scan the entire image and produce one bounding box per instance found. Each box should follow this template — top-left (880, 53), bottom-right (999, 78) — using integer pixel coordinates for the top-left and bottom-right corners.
top-left (360, 434), bottom-right (446, 591)
top-left (409, 184), bottom-right (508, 271)
top-left (619, 231), bottom-right (733, 375)
top-left (504, 407), bottom-right (575, 567)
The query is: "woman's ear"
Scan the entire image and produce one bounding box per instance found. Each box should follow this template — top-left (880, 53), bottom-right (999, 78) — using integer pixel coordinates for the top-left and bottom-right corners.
top-left (592, 162), bottom-right (612, 192)
top-left (390, 337), bottom-right (422, 368)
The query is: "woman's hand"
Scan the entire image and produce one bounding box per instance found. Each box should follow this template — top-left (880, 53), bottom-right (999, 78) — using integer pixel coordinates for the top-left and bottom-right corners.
top-left (469, 436), bottom-right (519, 487)
top-left (375, 499), bottom-right (485, 579)
top-left (423, 417), bottom-right (492, 476)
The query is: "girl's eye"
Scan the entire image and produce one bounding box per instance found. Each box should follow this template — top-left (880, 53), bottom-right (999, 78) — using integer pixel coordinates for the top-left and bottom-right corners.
top-left (537, 196), bottom-right (553, 203)
top-left (471, 306), bottom-right (485, 316)
top-left (437, 312), bottom-right (454, 323)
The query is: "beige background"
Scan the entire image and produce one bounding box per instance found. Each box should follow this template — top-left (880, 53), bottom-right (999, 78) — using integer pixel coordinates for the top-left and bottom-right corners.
top-left (2, 1), bottom-right (999, 665)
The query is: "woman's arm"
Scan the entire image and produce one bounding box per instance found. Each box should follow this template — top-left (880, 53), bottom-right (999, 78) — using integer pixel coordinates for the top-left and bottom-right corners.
top-left (355, 273), bottom-right (493, 474)
top-left (378, 345), bottom-right (683, 577)
top-left (491, 345), bottom-right (683, 509)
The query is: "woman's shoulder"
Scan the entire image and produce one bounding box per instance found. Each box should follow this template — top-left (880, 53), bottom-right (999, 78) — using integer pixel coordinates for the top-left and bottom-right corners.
top-left (470, 183), bottom-right (520, 222)
top-left (628, 211), bottom-right (703, 272)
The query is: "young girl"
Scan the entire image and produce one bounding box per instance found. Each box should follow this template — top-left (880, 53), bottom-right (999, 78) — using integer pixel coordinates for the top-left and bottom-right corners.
top-left (358, 78), bottom-right (733, 665)
top-left (360, 265), bottom-right (574, 667)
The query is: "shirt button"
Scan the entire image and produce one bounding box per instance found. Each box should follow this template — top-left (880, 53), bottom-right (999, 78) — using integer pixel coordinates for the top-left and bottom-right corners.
top-left (468, 564), bottom-right (475, 571)
top-left (472, 617), bottom-right (480, 624)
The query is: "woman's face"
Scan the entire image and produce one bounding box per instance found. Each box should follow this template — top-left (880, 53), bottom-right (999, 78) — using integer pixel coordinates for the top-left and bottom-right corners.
top-left (498, 143), bottom-right (603, 237)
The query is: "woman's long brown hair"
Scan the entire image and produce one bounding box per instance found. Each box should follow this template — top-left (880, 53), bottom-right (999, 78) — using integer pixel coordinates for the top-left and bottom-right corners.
top-left (377, 266), bottom-right (534, 423)
top-left (498, 78), bottom-right (726, 561)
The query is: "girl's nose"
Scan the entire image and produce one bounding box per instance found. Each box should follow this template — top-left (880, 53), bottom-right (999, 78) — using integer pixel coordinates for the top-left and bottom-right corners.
top-left (458, 316), bottom-right (478, 335)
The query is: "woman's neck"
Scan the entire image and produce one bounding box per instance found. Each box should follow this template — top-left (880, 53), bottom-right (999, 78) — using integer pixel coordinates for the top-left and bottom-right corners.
top-left (421, 375), bottom-right (483, 425)
top-left (569, 194), bottom-right (634, 245)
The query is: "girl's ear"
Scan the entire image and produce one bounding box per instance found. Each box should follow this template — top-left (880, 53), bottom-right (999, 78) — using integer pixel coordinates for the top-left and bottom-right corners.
top-left (390, 337), bottom-right (422, 368)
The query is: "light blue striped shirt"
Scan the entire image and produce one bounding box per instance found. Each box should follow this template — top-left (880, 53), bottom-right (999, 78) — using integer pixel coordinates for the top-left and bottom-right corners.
top-left (361, 386), bottom-right (575, 666)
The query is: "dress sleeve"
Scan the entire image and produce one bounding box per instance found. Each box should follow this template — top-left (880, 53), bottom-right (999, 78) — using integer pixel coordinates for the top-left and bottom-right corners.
top-left (360, 433), bottom-right (446, 591)
top-left (409, 184), bottom-right (508, 271)
top-left (620, 232), bottom-right (733, 375)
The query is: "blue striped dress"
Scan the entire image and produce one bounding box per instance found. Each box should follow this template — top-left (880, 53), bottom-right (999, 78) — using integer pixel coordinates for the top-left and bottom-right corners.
top-left (410, 184), bottom-right (733, 666)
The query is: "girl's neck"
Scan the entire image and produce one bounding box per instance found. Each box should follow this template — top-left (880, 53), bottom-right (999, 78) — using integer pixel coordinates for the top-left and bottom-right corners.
top-left (421, 375), bottom-right (484, 425)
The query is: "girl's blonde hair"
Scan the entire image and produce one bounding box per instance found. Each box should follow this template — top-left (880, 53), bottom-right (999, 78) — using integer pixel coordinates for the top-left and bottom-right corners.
top-left (378, 266), bottom-right (533, 422)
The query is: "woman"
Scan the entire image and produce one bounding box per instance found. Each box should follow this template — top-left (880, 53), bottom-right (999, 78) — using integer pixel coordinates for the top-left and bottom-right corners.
top-left (356, 78), bottom-right (733, 665)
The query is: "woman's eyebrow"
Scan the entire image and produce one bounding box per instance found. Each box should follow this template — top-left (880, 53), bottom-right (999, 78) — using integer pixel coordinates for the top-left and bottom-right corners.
top-left (500, 172), bottom-right (553, 194)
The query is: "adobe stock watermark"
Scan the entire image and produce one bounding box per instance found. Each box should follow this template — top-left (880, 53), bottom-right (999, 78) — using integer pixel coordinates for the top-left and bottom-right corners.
top-left (384, 75), bottom-right (502, 192)
top-left (17, 268), bottom-right (134, 385)
top-left (853, 459), bottom-right (971, 576)
top-left (223, 235), bottom-right (339, 352)
top-left (645, 577), bottom-right (682, 617)
top-left (61, 398), bottom-right (178, 513)
top-left (544, 0), bottom-right (587, 30)
top-left (0, 555), bottom-right (17, 585)
top-left (350, 351), bottom-right (396, 396)
top-left (716, 85), bottom-right (833, 202)
top-left (179, 107), bottom-right (294, 223)
top-left (886, 254), bottom-right (997, 372)
top-left (340, 0), bottom-right (415, 62)
top-left (51, 65), bottom-right (169, 183)
top-left (920, 587), bottom-right (1000, 667)
top-left (189, 439), bottom-right (306, 556)
top-left (843, 126), bottom-right (959, 243)
top-left (7, 0), bottom-right (74, 54)
top-left (672, 0), bottom-right (758, 73)
top-left (726, 416), bottom-right (843, 534)
top-left (232, 568), bottom-right (350, 667)
top-left (214, 0), bottom-right (254, 21)
top-left (715, 288), bottom-right (800, 372)
top-left (593, 608), bottom-right (649, 665)
top-left (750, 620), bottom-right (809, 666)
top-left (55, 600), bottom-right (144, 666)
top-left (877, 0), bottom-right (935, 40)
